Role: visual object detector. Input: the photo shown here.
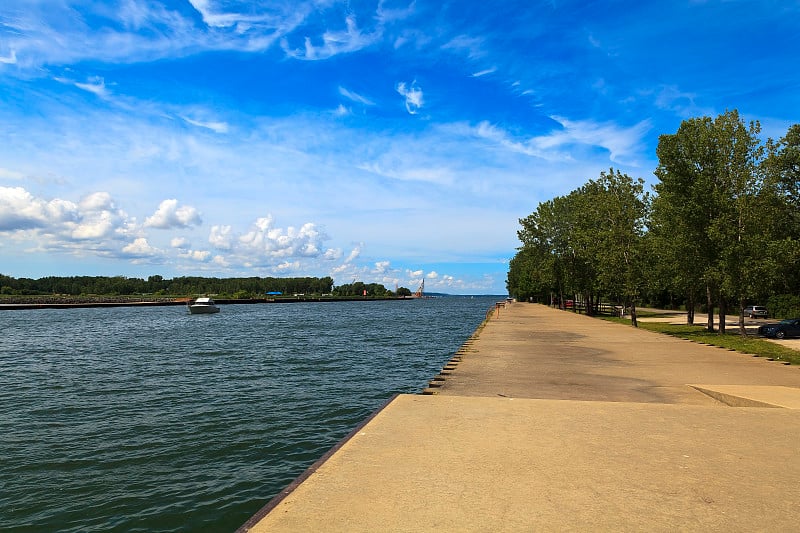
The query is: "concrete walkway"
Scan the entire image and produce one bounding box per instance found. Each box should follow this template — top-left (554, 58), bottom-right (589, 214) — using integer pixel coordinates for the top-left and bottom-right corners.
top-left (239, 303), bottom-right (800, 532)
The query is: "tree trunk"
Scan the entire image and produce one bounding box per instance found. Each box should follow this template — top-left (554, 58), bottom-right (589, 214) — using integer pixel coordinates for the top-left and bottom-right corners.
top-left (706, 284), bottom-right (714, 332)
top-left (630, 299), bottom-right (638, 328)
top-left (738, 296), bottom-right (747, 336)
top-left (687, 292), bottom-right (695, 325)
top-left (718, 295), bottom-right (727, 335)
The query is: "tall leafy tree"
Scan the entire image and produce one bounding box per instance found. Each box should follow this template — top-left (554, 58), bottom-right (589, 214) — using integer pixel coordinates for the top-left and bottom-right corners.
top-left (764, 124), bottom-right (800, 294)
top-left (577, 169), bottom-right (650, 326)
top-left (653, 110), bottom-right (764, 333)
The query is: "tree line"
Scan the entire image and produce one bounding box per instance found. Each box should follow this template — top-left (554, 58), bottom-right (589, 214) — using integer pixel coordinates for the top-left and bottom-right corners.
top-left (507, 110), bottom-right (800, 334)
top-left (0, 274), bottom-right (411, 299)
top-left (0, 274), bottom-right (336, 298)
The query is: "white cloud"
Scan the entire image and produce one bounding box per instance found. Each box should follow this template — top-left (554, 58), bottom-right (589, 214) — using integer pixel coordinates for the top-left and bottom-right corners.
top-left (0, 187), bottom-right (141, 254)
top-left (209, 225), bottom-right (233, 249)
top-left (179, 249), bottom-right (211, 261)
top-left (441, 35), bottom-right (486, 59)
top-left (357, 162), bottom-right (454, 186)
top-left (181, 116), bottom-right (229, 133)
top-left (122, 237), bottom-right (158, 256)
top-left (426, 271), bottom-right (439, 279)
top-left (339, 86), bottom-right (375, 106)
top-left (144, 199), bottom-right (202, 229)
top-left (472, 67), bottom-right (496, 77)
top-left (171, 237), bottom-right (189, 248)
top-left (275, 260), bottom-right (300, 272)
top-left (323, 248), bottom-right (343, 260)
top-left (0, 0), bottom-right (310, 71)
top-left (204, 214), bottom-right (333, 268)
top-left (283, 15), bottom-right (380, 60)
top-left (0, 186), bottom-right (51, 231)
top-left (344, 245), bottom-right (362, 264)
top-left (0, 50), bottom-right (17, 64)
top-left (74, 76), bottom-right (108, 98)
top-left (396, 81), bottom-right (424, 114)
top-left (469, 117), bottom-right (651, 164)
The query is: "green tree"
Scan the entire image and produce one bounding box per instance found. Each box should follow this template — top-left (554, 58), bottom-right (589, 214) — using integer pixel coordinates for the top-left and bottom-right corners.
top-left (577, 169), bottom-right (650, 326)
top-left (763, 124), bottom-right (800, 295)
top-left (653, 110), bottom-right (764, 333)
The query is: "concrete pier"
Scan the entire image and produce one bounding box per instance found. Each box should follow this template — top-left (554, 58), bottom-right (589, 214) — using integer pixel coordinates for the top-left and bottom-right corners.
top-left (239, 303), bottom-right (800, 531)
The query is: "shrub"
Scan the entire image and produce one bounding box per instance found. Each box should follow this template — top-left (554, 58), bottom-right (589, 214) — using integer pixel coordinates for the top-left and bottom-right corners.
top-left (766, 294), bottom-right (800, 319)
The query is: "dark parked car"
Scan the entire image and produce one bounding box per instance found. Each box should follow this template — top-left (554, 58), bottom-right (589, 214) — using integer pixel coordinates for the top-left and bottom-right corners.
top-left (758, 318), bottom-right (800, 339)
top-left (744, 305), bottom-right (768, 318)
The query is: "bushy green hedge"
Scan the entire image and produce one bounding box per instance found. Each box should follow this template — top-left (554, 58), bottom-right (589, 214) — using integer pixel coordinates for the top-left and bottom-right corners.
top-left (767, 294), bottom-right (800, 319)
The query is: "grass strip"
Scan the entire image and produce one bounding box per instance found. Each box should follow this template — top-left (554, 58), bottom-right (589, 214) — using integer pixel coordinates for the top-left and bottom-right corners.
top-left (601, 316), bottom-right (800, 365)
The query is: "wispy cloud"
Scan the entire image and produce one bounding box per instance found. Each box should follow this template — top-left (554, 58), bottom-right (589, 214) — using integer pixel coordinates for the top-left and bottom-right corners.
top-left (472, 67), bottom-right (497, 77)
top-left (338, 86), bottom-right (375, 106)
top-left (282, 15), bottom-right (380, 60)
top-left (396, 81), bottom-right (424, 114)
top-left (357, 162), bottom-right (454, 186)
top-left (441, 34), bottom-right (486, 59)
top-left (0, 50), bottom-right (16, 64)
top-left (181, 116), bottom-right (229, 133)
top-left (469, 117), bottom-right (651, 164)
top-left (74, 76), bottom-right (109, 98)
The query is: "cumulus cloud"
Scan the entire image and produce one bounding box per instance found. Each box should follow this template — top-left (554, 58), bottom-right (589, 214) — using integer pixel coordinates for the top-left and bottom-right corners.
top-left (0, 187), bottom-right (49, 230)
top-left (324, 248), bottom-right (343, 260)
top-left (1, 187), bottom-right (359, 278)
top-left (0, 188), bottom-right (135, 242)
top-left (396, 81), bottom-right (424, 114)
top-left (122, 237), bottom-right (158, 257)
top-left (179, 249), bottom-right (211, 261)
top-left (204, 214), bottom-right (333, 271)
top-left (144, 199), bottom-right (202, 229)
top-left (209, 225), bottom-right (233, 249)
top-left (171, 237), bottom-right (189, 248)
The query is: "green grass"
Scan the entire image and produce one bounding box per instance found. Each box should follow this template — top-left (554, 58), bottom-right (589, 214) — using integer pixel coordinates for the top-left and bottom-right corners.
top-left (600, 316), bottom-right (800, 365)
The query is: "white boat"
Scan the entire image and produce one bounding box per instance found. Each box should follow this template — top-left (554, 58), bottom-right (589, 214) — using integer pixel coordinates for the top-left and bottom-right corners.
top-left (188, 297), bottom-right (220, 314)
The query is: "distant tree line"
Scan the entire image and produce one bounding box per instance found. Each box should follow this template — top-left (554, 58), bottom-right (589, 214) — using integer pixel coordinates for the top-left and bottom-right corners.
top-left (332, 281), bottom-right (396, 297)
top-left (0, 274), bottom-right (413, 300)
top-left (0, 274), bottom-right (336, 298)
top-left (507, 110), bottom-right (800, 333)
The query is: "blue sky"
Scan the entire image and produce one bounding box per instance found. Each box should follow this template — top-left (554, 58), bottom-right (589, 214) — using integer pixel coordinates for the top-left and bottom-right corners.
top-left (1, 1), bottom-right (798, 294)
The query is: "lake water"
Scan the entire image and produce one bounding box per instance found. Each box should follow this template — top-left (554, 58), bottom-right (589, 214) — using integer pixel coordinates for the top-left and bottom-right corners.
top-left (0, 296), bottom-right (498, 532)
